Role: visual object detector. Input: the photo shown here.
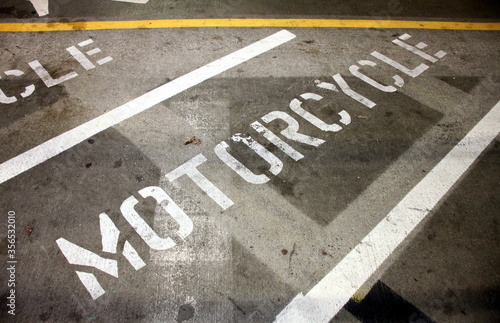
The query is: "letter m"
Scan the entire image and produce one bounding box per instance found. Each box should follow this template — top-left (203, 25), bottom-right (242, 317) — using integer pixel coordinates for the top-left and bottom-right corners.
top-left (56, 213), bottom-right (145, 300)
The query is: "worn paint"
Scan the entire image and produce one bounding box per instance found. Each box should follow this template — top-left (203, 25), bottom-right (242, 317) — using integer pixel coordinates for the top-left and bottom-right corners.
top-left (275, 100), bottom-right (500, 322)
top-left (1, 19), bottom-right (500, 32)
top-left (0, 30), bottom-right (296, 184)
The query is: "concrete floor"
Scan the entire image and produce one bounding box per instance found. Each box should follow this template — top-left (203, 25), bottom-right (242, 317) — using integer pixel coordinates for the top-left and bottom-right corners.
top-left (0, 1), bottom-right (499, 322)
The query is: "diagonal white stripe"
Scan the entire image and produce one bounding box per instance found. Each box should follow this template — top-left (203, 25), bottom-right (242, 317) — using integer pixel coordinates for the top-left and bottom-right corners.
top-left (275, 99), bottom-right (500, 322)
top-left (0, 30), bottom-right (295, 185)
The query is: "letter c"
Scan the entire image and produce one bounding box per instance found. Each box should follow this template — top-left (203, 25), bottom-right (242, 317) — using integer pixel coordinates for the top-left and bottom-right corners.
top-left (0, 70), bottom-right (35, 104)
top-left (290, 93), bottom-right (351, 132)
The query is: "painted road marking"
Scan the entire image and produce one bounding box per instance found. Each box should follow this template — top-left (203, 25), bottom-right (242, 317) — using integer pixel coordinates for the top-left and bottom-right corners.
top-left (275, 99), bottom-right (500, 322)
top-left (29, 0), bottom-right (49, 17)
top-left (0, 30), bottom-right (295, 185)
top-left (56, 32), bottom-right (449, 300)
top-left (0, 70), bottom-right (36, 103)
top-left (1, 19), bottom-right (499, 32)
top-left (0, 38), bottom-right (113, 105)
top-left (112, 0), bottom-right (149, 3)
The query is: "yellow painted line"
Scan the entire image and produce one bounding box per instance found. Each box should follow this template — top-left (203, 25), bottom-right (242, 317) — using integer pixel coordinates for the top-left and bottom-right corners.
top-left (0, 19), bottom-right (499, 32)
top-left (352, 286), bottom-right (372, 303)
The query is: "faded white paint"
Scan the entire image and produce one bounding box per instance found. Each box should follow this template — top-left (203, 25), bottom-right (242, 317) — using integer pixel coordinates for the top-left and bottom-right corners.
top-left (166, 154), bottom-right (234, 210)
top-left (112, 0), bottom-right (149, 3)
top-left (122, 241), bottom-right (146, 270)
top-left (97, 56), bottom-right (113, 65)
top-left (78, 39), bottom-right (94, 47)
top-left (290, 93), bottom-right (350, 132)
top-left (275, 100), bottom-right (500, 322)
top-left (435, 50), bottom-right (447, 59)
top-left (231, 133), bottom-right (283, 175)
top-left (371, 51), bottom-right (429, 78)
top-left (120, 186), bottom-right (193, 250)
top-left (416, 42), bottom-right (428, 49)
top-left (20, 84), bottom-right (36, 98)
top-left (29, 0), bottom-right (49, 17)
top-left (0, 70), bottom-right (35, 104)
top-left (315, 81), bottom-right (338, 92)
top-left (251, 121), bottom-right (305, 161)
top-left (0, 30), bottom-right (296, 184)
top-left (393, 39), bottom-right (439, 63)
top-left (333, 73), bottom-right (376, 108)
top-left (67, 46), bottom-right (96, 70)
top-left (214, 141), bottom-right (271, 184)
top-left (99, 213), bottom-right (120, 254)
top-left (56, 238), bottom-right (118, 278)
top-left (75, 271), bottom-right (105, 300)
top-left (28, 60), bottom-right (78, 87)
top-left (350, 61), bottom-right (398, 92)
top-left (0, 85), bottom-right (17, 104)
top-left (398, 33), bottom-right (411, 41)
top-left (393, 75), bottom-right (405, 87)
top-left (261, 111), bottom-right (325, 147)
top-left (86, 48), bottom-right (102, 56)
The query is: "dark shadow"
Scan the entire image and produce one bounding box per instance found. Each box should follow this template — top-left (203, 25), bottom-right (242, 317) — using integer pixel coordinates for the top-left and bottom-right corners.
top-left (224, 76), bottom-right (442, 226)
top-left (231, 238), bottom-right (297, 322)
top-left (0, 128), bottom-right (162, 321)
top-left (379, 138), bottom-right (500, 321)
top-left (344, 281), bottom-right (435, 323)
top-left (0, 75), bottom-right (69, 129)
top-left (5, 0), bottom-right (500, 20)
top-left (438, 76), bottom-right (482, 94)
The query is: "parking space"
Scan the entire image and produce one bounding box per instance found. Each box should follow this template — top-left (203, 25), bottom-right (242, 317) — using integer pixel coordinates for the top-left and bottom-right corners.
top-left (0, 1), bottom-right (499, 322)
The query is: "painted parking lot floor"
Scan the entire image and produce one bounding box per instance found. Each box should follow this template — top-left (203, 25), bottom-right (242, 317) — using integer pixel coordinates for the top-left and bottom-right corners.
top-left (0, 1), bottom-right (499, 322)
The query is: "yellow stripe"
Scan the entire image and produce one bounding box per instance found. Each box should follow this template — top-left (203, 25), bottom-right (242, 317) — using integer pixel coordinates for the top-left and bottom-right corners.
top-left (0, 19), bottom-right (499, 32)
top-left (352, 286), bottom-right (372, 303)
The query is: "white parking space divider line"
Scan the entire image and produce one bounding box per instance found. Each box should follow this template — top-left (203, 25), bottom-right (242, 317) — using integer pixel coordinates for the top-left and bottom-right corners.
top-left (275, 99), bottom-right (500, 323)
top-left (0, 30), bottom-right (296, 185)
top-left (29, 0), bottom-right (49, 17)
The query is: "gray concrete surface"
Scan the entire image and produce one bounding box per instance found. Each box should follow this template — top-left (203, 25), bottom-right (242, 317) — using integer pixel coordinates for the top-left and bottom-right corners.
top-left (0, 1), bottom-right (499, 322)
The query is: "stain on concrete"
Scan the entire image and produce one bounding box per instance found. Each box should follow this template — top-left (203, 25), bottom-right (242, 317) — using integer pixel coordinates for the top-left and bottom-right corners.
top-left (231, 239), bottom-right (296, 322)
top-left (0, 5), bottom-right (35, 19)
top-left (438, 76), bottom-right (482, 94)
top-left (176, 303), bottom-right (195, 322)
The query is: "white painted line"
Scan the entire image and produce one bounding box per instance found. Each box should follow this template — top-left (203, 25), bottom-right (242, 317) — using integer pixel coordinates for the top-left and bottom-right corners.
top-left (398, 33), bottom-right (411, 40)
top-left (112, 0), bottom-right (149, 3)
top-left (393, 39), bottom-right (438, 63)
top-left (0, 30), bottom-right (295, 185)
top-left (416, 42), bottom-right (428, 49)
top-left (56, 238), bottom-right (118, 278)
top-left (67, 46), bottom-right (96, 70)
top-left (78, 39), bottom-right (94, 47)
top-left (99, 213), bottom-right (120, 254)
top-left (275, 100), bottom-right (500, 323)
top-left (75, 271), bottom-right (105, 300)
top-left (122, 241), bottom-right (146, 270)
top-left (29, 0), bottom-right (49, 17)
top-left (96, 56), bottom-right (113, 65)
top-left (435, 50), bottom-right (447, 59)
top-left (165, 154), bottom-right (235, 210)
top-left (86, 48), bottom-right (102, 56)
